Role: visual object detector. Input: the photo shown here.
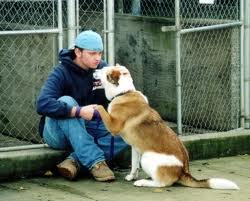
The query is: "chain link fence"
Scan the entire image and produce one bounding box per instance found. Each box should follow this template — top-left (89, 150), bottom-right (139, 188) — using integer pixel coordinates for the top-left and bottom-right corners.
top-left (0, 0), bottom-right (58, 30)
top-left (180, 1), bottom-right (239, 28)
top-left (78, 0), bottom-right (104, 32)
top-left (181, 28), bottom-right (240, 134)
top-left (0, 0), bottom-right (60, 147)
top-left (0, 0), bottom-right (243, 148)
top-left (180, 0), bottom-right (241, 134)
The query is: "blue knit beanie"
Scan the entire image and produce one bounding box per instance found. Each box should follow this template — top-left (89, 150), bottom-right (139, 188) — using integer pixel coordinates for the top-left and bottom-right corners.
top-left (74, 30), bottom-right (103, 52)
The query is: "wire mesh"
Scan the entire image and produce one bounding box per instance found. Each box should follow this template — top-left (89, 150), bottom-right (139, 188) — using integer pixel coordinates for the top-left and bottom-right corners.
top-left (180, 0), bottom-right (241, 135)
top-left (180, 0), bottom-right (240, 28)
top-left (0, 34), bottom-right (57, 146)
top-left (78, 0), bottom-right (104, 32)
top-left (0, 0), bottom-right (58, 30)
top-left (0, 0), bottom-right (58, 147)
top-left (181, 28), bottom-right (241, 135)
top-left (117, 0), bottom-right (175, 18)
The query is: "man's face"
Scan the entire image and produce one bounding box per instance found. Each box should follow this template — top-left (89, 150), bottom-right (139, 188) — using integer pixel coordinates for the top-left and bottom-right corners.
top-left (75, 48), bottom-right (102, 69)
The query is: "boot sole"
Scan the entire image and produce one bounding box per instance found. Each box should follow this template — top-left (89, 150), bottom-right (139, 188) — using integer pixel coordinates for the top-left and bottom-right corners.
top-left (94, 175), bottom-right (115, 182)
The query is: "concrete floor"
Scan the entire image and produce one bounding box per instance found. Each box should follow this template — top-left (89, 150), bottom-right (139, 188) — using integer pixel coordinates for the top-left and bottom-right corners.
top-left (0, 155), bottom-right (249, 201)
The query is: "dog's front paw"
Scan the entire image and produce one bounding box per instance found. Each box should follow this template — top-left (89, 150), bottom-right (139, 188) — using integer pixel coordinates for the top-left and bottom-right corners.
top-left (125, 174), bottom-right (137, 181)
top-left (133, 179), bottom-right (147, 187)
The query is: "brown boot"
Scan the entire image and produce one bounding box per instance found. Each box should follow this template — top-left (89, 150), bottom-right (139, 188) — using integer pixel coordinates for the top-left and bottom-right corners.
top-left (90, 161), bottom-right (115, 182)
top-left (57, 158), bottom-right (80, 181)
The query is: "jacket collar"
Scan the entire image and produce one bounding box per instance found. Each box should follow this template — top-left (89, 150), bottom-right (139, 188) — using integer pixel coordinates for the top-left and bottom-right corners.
top-left (59, 49), bottom-right (93, 75)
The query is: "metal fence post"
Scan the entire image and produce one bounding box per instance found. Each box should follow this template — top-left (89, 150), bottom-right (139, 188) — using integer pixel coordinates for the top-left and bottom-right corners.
top-left (67, 0), bottom-right (76, 48)
top-left (58, 0), bottom-right (63, 51)
top-left (107, 0), bottom-right (115, 65)
top-left (104, 0), bottom-right (108, 61)
top-left (244, 0), bottom-right (250, 128)
top-left (240, 0), bottom-right (245, 127)
top-left (76, 0), bottom-right (79, 35)
top-left (175, 0), bottom-right (182, 135)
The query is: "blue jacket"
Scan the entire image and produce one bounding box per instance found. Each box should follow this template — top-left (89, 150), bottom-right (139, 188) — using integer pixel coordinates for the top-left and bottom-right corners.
top-left (36, 49), bottom-right (109, 136)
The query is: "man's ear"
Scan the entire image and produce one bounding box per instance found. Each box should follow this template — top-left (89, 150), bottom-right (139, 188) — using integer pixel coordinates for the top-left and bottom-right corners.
top-left (74, 48), bottom-right (82, 57)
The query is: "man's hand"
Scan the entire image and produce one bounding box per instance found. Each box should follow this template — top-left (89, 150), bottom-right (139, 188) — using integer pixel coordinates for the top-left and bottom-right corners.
top-left (71, 105), bottom-right (97, 120)
top-left (79, 105), bottom-right (97, 120)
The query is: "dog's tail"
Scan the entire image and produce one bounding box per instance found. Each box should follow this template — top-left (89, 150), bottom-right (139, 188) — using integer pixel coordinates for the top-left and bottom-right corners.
top-left (177, 172), bottom-right (239, 190)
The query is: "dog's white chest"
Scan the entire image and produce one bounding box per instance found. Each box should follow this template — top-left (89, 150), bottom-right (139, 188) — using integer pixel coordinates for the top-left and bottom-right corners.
top-left (107, 103), bottom-right (113, 113)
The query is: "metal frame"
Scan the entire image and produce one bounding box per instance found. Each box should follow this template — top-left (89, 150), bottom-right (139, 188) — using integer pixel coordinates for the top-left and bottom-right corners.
top-left (244, 0), bottom-right (250, 128)
top-left (67, 0), bottom-right (76, 48)
top-left (240, 0), bottom-right (245, 127)
top-left (175, 0), bottom-right (182, 134)
top-left (106, 0), bottom-right (115, 65)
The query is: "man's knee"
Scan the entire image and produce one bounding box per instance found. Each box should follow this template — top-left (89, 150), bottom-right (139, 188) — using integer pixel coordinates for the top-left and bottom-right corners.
top-left (58, 96), bottom-right (78, 107)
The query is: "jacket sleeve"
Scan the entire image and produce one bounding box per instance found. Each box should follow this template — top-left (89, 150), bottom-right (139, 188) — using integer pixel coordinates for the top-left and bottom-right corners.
top-left (36, 67), bottom-right (72, 118)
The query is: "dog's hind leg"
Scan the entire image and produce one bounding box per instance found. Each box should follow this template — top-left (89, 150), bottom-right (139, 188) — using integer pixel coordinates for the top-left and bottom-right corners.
top-left (134, 165), bottom-right (182, 187)
top-left (134, 179), bottom-right (166, 187)
top-left (125, 146), bottom-right (141, 181)
top-left (155, 166), bottom-right (182, 187)
top-left (134, 152), bottom-right (183, 187)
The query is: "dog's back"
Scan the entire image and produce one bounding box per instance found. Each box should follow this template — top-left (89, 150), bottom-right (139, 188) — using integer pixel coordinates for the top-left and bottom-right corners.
top-left (118, 92), bottom-right (186, 158)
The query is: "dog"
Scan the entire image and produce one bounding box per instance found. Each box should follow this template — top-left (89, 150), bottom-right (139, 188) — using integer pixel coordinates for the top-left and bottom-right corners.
top-left (95, 65), bottom-right (239, 190)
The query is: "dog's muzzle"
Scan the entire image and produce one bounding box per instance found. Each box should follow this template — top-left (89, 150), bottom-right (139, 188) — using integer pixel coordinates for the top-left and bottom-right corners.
top-left (93, 69), bottom-right (103, 80)
top-left (92, 69), bottom-right (104, 90)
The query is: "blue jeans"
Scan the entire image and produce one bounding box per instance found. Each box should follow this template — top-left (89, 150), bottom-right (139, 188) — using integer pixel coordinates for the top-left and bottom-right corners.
top-left (43, 96), bottom-right (128, 170)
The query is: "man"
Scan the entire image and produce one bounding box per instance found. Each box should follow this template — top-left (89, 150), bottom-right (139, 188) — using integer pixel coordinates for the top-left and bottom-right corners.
top-left (36, 30), bottom-right (127, 181)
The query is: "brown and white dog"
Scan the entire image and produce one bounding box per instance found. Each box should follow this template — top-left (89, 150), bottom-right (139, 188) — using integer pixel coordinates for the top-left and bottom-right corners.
top-left (95, 65), bottom-right (239, 190)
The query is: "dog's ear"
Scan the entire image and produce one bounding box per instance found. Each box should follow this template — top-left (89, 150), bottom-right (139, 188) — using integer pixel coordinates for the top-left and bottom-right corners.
top-left (107, 70), bottom-right (121, 86)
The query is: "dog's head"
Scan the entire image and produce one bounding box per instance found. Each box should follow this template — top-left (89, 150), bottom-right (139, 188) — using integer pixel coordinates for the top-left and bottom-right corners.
top-left (94, 64), bottom-right (135, 100)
